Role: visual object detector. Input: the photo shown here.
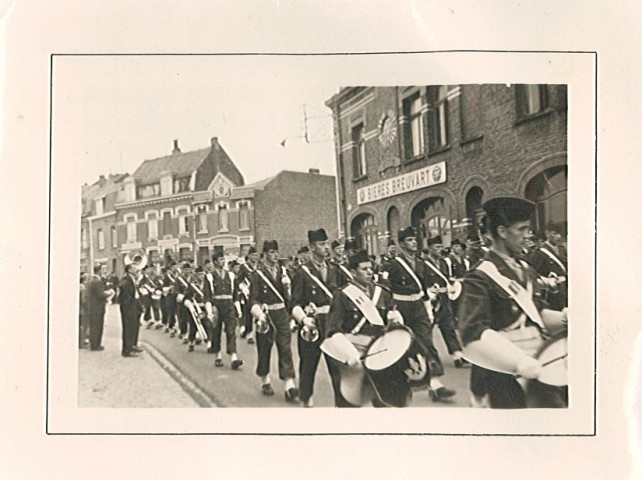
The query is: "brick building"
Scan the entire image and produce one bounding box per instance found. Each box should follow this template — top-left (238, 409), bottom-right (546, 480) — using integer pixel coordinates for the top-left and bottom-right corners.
top-left (325, 84), bottom-right (567, 255)
top-left (114, 137), bottom-right (250, 268)
top-left (80, 174), bottom-right (129, 275)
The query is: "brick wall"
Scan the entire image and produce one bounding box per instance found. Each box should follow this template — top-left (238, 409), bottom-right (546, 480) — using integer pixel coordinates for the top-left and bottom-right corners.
top-left (254, 171), bottom-right (339, 256)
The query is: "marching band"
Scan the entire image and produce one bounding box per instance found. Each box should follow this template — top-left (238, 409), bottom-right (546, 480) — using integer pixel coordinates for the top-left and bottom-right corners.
top-left (100, 197), bottom-right (568, 408)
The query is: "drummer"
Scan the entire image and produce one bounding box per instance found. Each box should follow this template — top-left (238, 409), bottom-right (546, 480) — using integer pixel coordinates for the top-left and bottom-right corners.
top-left (325, 249), bottom-right (413, 407)
top-left (457, 197), bottom-right (568, 408)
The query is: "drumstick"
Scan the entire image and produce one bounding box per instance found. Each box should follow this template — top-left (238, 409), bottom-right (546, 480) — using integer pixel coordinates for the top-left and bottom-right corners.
top-left (360, 349), bottom-right (388, 360)
top-left (515, 353), bottom-right (568, 379)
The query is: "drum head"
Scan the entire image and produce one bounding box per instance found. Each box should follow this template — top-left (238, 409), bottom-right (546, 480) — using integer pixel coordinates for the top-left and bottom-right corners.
top-left (364, 328), bottom-right (412, 371)
top-left (535, 332), bottom-right (568, 387)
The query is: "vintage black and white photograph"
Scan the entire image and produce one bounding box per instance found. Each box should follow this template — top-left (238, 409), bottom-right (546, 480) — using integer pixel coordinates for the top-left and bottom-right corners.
top-left (46, 51), bottom-right (595, 435)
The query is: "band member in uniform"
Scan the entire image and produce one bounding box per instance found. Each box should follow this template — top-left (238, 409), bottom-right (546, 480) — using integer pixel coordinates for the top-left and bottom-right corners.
top-left (422, 237), bottom-right (467, 369)
top-left (174, 262), bottom-right (194, 344)
top-left (249, 240), bottom-right (298, 401)
top-left (202, 251), bottom-right (244, 370)
top-left (118, 263), bottom-right (144, 357)
top-left (290, 228), bottom-right (339, 408)
top-left (458, 197), bottom-right (568, 409)
top-left (238, 246), bottom-right (260, 344)
top-left (379, 227), bottom-right (455, 401)
top-left (296, 245), bottom-right (310, 268)
top-left (140, 264), bottom-right (162, 329)
top-left (444, 239), bottom-right (471, 281)
top-left (325, 249), bottom-right (415, 407)
top-left (184, 266), bottom-right (209, 352)
top-left (330, 239), bottom-right (354, 289)
top-left (162, 261), bottom-right (179, 337)
top-left (525, 226), bottom-right (568, 311)
top-left (465, 235), bottom-right (486, 266)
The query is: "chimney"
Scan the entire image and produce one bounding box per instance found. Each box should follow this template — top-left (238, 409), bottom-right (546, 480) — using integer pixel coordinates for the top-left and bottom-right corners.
top-left (308, 168), bottom-right (320, 175)
top-left (211, 137), bottom-right (219, 150)
top-left (172, 139), bottom-right (181, 154)
top-left (98, 174), bottom-right (106, 186)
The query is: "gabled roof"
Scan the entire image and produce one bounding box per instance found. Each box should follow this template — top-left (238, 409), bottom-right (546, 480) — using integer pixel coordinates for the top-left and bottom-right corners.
top-left (132, 148), bottom-right (210, 185)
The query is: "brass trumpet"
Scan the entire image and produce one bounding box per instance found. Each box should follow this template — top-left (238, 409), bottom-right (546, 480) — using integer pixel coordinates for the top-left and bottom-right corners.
top-left (300, 303), bottom-right (320, 343)
top-left (255, 304), bottom-right (271, 335)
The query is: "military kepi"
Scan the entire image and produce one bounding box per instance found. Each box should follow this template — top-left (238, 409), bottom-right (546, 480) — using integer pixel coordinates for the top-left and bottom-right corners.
top-left (482, 197), bottom-right (535, 228)
top-left (344, 237), bottom-right (358, 252)
top-left (398, 226), bottom-right (416, 242)
top-left (427, 235), bottom-right (442, 246)
top-left (348, 249), bottom-right (370, 269)
top-left (308, 228), bottom-right (328, 243)
top-left (263, 240), bottom-right (279, 252)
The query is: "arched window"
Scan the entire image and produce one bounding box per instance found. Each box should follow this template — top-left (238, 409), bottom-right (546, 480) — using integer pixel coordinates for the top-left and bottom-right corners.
top-left (387, 206), bottom-right (400, 238)
top-left (525, 165), bottom-right (567, 235)
top-left (350, 213), bottom-right (377, 255)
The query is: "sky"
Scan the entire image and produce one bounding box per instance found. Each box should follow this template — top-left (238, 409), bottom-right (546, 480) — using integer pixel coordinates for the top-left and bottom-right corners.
top-left (53, 55), bottom-right (339, 186)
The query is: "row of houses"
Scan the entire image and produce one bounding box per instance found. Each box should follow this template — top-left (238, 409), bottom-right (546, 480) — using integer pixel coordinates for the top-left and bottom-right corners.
top-left (80, 137), bottom-right (338, 276)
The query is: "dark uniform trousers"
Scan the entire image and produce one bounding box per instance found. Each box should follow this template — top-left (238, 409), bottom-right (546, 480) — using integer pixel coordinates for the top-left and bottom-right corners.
top-left (210, 299), bottom-right (237, 354)
top-left (484, 370), bottom-right (568, 408)
top-left (297, 314), bottom-right (330, 402)
top-left (120, 304), bottom-right (142, 355)
top-left (434, 298), bottom-right (462, 355)
top-left (162, 294), bottom-right (177, 329)
top-left (396, 300), bottom-right (442, 377)
top-left (143, 296), bottom-right (161, 322)
top-left (177, 303), bottom-right (190, 336)
top-left (255, 307), bottom-right (295, 379)
top-left (242, 298), bottom-right (253, 336)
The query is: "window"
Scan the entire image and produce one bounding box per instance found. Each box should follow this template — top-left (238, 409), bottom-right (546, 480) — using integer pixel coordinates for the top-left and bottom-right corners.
top-left (126, 217), bottom-right (137, 242)
top-left (403, 94), bottom-right (425, 158)
top-left (81, 229), bottom-right (88, 249)
top-left (162, 211), bottom-right (172, 237)
top-left (428, 86), bottom-right (449, 151)
top-left (95, 198), bottom-right (104, 216)
top-left (111, 226), bottom-right (117, 247)
top-left (174, 178), bottom-right (189, 194)
top-left (137, 184), bottom-right (160, 199)
top-left (178, 213), bottom-right (190, 236)
top-left (351, 123), bottom-right (366, 178)
top-left (97, 228), bottom-right (105, 250)
top-left (160, 175), bottom-right (173, 196)
top-left (239, 202), bottom-right (250, 231)
top-left (460, 84), bottom-right (483, 141)
top-left (148, 214), bottom-right (158, 240)
top-left (218, 204), bottom-right (229, 232)
top-left (516, 84), bottom-right (548, 119)
top-left (197, 207), bottom-right (208, 233)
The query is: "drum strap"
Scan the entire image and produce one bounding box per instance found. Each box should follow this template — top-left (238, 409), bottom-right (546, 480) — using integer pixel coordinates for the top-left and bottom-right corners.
top-left (343, 284), bottom-right (384, 334)
top-left (301, 265), bottom-right (334, 300)
top-left (205, 273), bottom-right (215, 297)
top-left (395, 257), bottom-right (425, 294)
top-left (338, 264), bottom-right (354, 281)
top-left (539, 248), bottom-right (567, 273)
top-left (476, 261), bottom-right (545, 330)
top-left (256, 269), bottom-right (285, 303)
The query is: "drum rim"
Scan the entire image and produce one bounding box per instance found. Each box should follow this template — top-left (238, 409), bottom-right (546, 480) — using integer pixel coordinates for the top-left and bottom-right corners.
top-left (363, 327), bottom-right (413, 371)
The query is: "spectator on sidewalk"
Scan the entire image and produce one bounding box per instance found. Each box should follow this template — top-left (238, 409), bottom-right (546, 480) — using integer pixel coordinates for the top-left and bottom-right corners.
top-left (79, 272), bottom-right (89, 348)
top-left (86, 265), bottom-right (111, 351)
top-left (119, 264), bottom-right (144, 357)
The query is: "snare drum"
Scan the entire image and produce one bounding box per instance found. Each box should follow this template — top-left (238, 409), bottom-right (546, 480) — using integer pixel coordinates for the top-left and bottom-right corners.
top-left (525, 331), bottom-right (568, 408)
top-left (363, 326), bottom-right (426, 407)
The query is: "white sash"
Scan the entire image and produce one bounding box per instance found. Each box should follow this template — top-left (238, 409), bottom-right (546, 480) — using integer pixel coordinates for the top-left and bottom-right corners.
top-left (338, 264), bottom-right (354, 281)
top-left (301, 265), bottom-right (334, 300)
top-left (342, 284), bottom-right (385, 332)
top-left (424, 258), bottom-right (451, 285)
top-left (394, 257), bottom-right (424, 294)
top-left (476, 260), bottom-right (545, 330)
top-left (539, 247), bottom-right (567, 273)
top-left (256, 269), bottom-right (286, 303)
top-left (205, 273), bottom-right (215, 297)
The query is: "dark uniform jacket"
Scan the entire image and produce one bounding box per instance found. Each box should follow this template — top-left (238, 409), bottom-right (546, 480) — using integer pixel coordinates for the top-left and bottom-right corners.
top-left (457, 250), bottom-right (547, 346)
top-left (118, 274), bottom-right (142, 312)
top-left (86, 275), bottom-right (108, 319)
top-left (444, 254), bottom-right (470, 280)
top-left (330, 259), bottom-right (354, 289)
top-left (379, 254), bottom-right (429, 299)
top-left (237, 262), bottom-right (256, 299)
top-left (249, 262), bottom-right (290, 308)
top-left (202, 269), bottom-right (236, 302)
top-left (290, 260), bottom-right (339, 312)
top-left (326, 281), bottom-right (393, 337)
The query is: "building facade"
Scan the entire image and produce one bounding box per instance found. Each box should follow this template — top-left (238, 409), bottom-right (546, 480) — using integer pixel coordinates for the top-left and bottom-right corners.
top-left (114, 137), bottom-right (252, 268)
top-left (325, 84), bottom-right (568, 255)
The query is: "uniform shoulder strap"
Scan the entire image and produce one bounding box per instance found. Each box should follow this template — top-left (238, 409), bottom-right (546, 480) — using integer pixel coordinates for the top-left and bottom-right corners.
top-left (301, 265), bottom-right (333, 299)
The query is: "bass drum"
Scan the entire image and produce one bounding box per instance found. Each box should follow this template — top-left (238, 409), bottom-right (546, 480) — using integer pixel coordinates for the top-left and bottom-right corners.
top-left (363, 325), bottom-right (427, 407)
top-left (525, 331), bottom-right (568, 408)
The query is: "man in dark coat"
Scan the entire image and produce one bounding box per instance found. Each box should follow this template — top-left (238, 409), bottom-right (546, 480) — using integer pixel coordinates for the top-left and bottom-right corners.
top-left (85, 265), bottom-right (111, 351)
top-left (118, 263), bottom-right (144, 357)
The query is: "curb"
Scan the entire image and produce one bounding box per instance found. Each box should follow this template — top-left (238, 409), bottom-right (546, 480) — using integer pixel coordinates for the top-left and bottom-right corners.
top-left (141, 341), bottom-right (223, 408)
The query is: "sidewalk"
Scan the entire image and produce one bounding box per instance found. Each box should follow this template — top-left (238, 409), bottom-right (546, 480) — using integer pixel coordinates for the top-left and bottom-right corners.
top-left (78, 306), bottom-right (199, 408)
